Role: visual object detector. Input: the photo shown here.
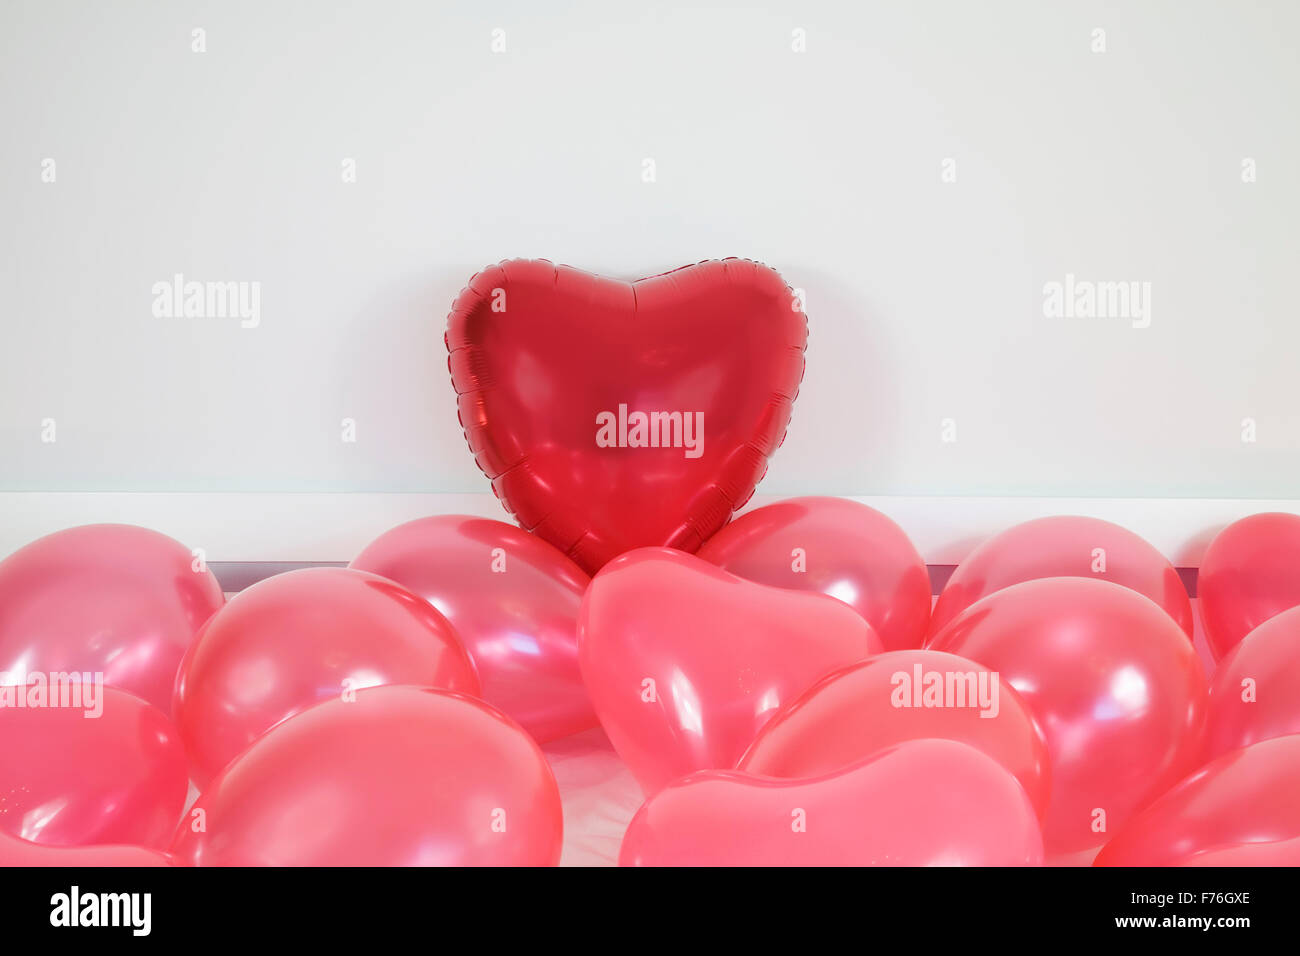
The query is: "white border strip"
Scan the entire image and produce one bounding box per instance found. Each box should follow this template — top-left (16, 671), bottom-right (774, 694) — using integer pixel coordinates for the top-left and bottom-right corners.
top-left (1, 492), bottom-right (1296, 566)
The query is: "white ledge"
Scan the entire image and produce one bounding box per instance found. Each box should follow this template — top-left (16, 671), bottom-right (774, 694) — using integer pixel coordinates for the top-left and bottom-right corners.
top-left (1, 492), bottom-right (1296, 567)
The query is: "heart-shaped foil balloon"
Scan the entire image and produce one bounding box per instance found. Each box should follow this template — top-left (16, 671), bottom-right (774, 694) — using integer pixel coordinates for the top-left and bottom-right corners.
top-left (446, 258), bottom-right (807, 574)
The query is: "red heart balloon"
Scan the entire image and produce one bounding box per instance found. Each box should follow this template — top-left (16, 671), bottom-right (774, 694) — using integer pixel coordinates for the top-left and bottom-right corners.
top-left (447, 259), bottom-right (807, 574)
top-left (1198, 512), bottom-right (1300, 660)
top-left (578, 548), bottom-right (882, 795)
top-left (620, 738), bottom-right (1044, 866)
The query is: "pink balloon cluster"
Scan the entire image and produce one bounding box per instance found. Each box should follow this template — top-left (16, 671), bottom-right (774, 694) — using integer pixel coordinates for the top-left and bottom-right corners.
top-left (2, 502), bottom-right (1300, 867)
top-left (605, 505), bottom-right (1300, 866)
top-left (0, 518), bottom-right (578, 867)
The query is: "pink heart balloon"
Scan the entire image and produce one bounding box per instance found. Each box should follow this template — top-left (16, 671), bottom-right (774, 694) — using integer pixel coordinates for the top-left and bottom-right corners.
top-left (0, 524), bottom-right (225, 714)
top-left (0, 686), bottom-right (188, 849)
top-left (927, 515), bottom-right (1192, 641)
top-left (0, 830), bottom-right (172, 867)
top-left (620, 738), bottom-right (1043, 866)
top-left (697, 496), bottom-right (932, 650)
top-left (351, 515), bottom-right (596, 743)
top-left (739, 649), bottom-right (1051, 819)
top-left (1198, 512), bottom-right (1300, 659)
top-left (173, 567), bottom-right (479, 786)
top-left (579, 548), bottom-right (882, 795)
top-left (1204, 605), bottom-right (1300, 762)
top-left (1094, 735), bottom-right (1300, 866)
top-left (170, 686), bottom-right (563, 866)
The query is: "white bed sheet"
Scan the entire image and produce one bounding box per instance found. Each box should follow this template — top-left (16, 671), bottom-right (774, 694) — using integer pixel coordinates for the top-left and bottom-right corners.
top-left (543, 728), bottom-right (643, 867)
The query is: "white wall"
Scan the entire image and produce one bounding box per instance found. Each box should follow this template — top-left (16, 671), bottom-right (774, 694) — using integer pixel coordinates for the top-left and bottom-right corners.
top-left (2, 0), bottom-right (1297, 505)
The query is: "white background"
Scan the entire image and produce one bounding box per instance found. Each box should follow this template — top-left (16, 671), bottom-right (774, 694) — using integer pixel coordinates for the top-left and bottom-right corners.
top-left (3, 0), bottom-right (1297, 501)
top-left (1, 0), bottom-right (1295, 869)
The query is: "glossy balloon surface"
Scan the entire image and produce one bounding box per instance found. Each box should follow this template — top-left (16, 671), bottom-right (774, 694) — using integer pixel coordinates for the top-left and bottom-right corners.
top-left (928, 576), bottom-right (1207, 857)
top-left (170, 686), bottom-right (563, 866)
top-left (173, 567), bottom-right (479, 785)
top-left (1203, 605), bottom-right (1300, 761)
top-left (0, 524), bottom-right (224, 714)
top-left (0, 686), bottom-right (188, 848)
top-left (1198, 512), bottom-right (1300, 660)
top-left (739, 649), bottom-right (1051, 818)
top-left (579, 548), bottom-right (882, 794)
top-left (0, 830), bottom-right (172, 867)
top-left (698, 496), bottom-right (931, 650)
top-left (928, 516), bottom-right (1192, 641)
top-left (1179, 838), bottom-right (1300, 866)
top-left (447, 258), bottom-right (807, 574)
top-left (1094, 735), bottom-right (1300, 866)
top-left (621, 739), bottom-right (1043, 866)
top-left (351, 515), bottom-right (594, 742)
